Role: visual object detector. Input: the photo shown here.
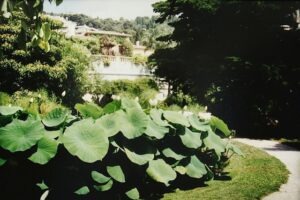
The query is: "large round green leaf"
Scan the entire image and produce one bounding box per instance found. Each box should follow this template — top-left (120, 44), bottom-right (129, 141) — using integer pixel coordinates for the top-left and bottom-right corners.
top-left (103, 100), bottom-right (121, 114)
top-left (0, 158), bottom-right (6, 166)
top-left (124, 147), bottom-right (154, 165)
top-left (162, 148), bottom-right (186, 160)
top-left (188, 114), bottom-right (209, 132)
top-left (210, 116), bottom-right (232, 136)
top-left (74, 186), bottom-right (90, 195)
top-left (117, 109), bottom-right (149, 139)
top-left (163, 111), bottom-right (190, 127)
top-left (107, 165), bottom-right (125, 183)
top-left (0, 119), bottom-right (44, 152)
top-left (146, 159), bottom-right (177, 186)
top-left (42, 108), bottom-right (68, 127)
top-left (94, 179), bottom-right (113, 192)
top-left (28, 136), bottom-right (59, 165)
top-left (123, 137), bottom-right (156, 165)
top-left (227, 143), bottom-right (244, 156)
top-left (91, 171), bottom-right (111, 184)
top-left (179, 128), bottom-right (202, 149)
top-left (126, 188), bottom-right (140, 200)
top-left (203, 129), bottom-right (226, 157)
top-left (36, 181), bottom-right (48, 190)
top-left (75, 103), bottom-right (103, 119)
top-left (121, 98), bottom-right (142, 110)
top-left (95, 112), bottom-right (120, 137)
top-left (62, 118), bottom-right (109, 163)
top-left (0, 106), bottom-right (23, 116)
top-left (144, 120), bottom-right (169, 139)
top-left (150, 109), bottom-right (170, 127)
top-left (185, 156), bottom-right (207, 178)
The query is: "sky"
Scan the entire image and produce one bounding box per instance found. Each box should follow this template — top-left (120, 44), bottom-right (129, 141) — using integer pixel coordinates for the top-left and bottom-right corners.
top-left (44, 0), bottom-right (160, 20)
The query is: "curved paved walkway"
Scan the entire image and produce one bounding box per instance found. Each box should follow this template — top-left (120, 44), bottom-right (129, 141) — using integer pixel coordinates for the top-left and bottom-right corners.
top-left (235, 138), bottom-right (300, 200)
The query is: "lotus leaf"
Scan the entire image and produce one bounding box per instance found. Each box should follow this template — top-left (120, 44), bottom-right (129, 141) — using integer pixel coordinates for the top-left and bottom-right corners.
top-left (144, 120), bottom-right (169, 139)
top-left (95, 112), bottom-right (120, 137)
top-left (163, 111), bottom-right (190, 127)
top-left (203, 129), bottom-right (226, 157)
top-left (94, 179), bottom-right (113, 192)
top-left (75, 103), bottom-right (103, 119)
top-left (179, 128), bottom-right (202, 149)
top-left (185, 156), bottom-right (207, 178)
top-left (117, 109), bottom-right (149, 139)
top-left (124, 147), bottom-right (154, 165)
top-left (227, 143), bottom-right (244, 156)
top-left (0, 158), bottom-right (6, 166)
top-left (121, 98), bottom-right (141, 110)
top-left (107, 165), bottom-right (125, 183)
top-left (36, 181), bottom-right (49, 190)
top-left (62, 118), bottom-right (109, 163)
top-left (210, 116), bottom-right (232, 136)
top-left (0, 106), bottom-right (23, 116)
top-left (42, 108), bottom-right (68, 127)
top-left (150, 109), bottom-right (170, 127)
top-left (0, 119), bottom-right (44, 152)
top-left (74, 186), bottom-right (90, 195)
top-left (188, 114), bottom-right (209, 132)
top-left (103, 100), bottom-right (121, 114)
top-left (174, 166), bottom-right (187, 175)
top-left (91, 171), bottom-right (111, 184)
top-left (29, 136), bottom-right (58, 164)
top-left (146, 159), bottom-right (176, 186)
top-left (162, 148), bottom-right (186, 160)
top-left (125, 188), bottom-right (140, 200)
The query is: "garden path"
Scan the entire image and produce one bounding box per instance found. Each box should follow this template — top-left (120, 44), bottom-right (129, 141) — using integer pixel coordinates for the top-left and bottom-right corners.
top-left (235, 138), bottom-right (300, 200)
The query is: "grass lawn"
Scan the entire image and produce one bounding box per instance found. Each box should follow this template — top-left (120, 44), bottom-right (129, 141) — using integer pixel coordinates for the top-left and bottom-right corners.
top-left (162, 142), bottom-right (289, 200)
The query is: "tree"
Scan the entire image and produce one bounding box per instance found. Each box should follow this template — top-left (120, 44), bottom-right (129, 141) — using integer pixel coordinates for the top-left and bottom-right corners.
top-left (0, 0), bottom-right (63, 51)
top-left (150, 1), bottom-right (300, 138)
top-left (0, 12), bottom-right (89, 106)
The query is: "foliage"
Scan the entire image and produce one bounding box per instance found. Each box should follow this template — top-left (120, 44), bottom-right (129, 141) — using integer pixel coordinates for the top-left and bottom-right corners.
top-left (71, 37), bottom-right (99, 55)
top-left (119, 39), bottom-right (133, 57)
top-left (0, 98), bottom-right (240, 199)
top-left (0, 0), bottom-right (63, 51)
top-left (0, 12), bottom-right (90, 107)
top-left (0, 90), bottom-right (63, 116)
top-left (150, 1), bottom-right (300, 138)
top-left (88, 78), bottom-right (159, 107)
top-left (60, 13), bottom-right (173, 48)
top-left (131, 54), bottom-right (148, 65)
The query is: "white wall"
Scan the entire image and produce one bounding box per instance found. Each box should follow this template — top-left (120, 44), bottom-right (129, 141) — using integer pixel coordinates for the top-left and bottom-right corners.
top-left (90, 56), bottom-right (152, 81)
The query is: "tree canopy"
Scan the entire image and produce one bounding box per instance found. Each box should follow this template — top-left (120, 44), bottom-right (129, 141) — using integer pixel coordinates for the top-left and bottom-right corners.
top-left (59, 13), bottom-right (173, 49)
top-left (150, 0), bottom-right (300, 138)
top-left (0, 12), bottom-right (89, 106)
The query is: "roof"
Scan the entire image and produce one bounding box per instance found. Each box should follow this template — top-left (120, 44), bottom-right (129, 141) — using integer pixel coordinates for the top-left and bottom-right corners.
top-left (77, 26), bottom-right (132, 37)
top-left (86, 30), bottom-right (132, 37)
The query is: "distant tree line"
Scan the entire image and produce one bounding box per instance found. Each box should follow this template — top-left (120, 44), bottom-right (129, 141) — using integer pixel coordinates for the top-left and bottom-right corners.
top-left (53, 13), bottom-right (173, 49)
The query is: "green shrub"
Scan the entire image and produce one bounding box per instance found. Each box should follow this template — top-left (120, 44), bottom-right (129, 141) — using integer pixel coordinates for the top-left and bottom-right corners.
top-left (0, 12), bottom-right (90, 107)
top-left (119, 38), bottom-right (133, 57)
top-left (89, 78), bottom-right (159, 104)
top-left (0, 92), bottom-right (11, 105)
top-left (0, 98), bottom-right (241, 199)
top-left (0, 89), bottom-right (62, 116)
top-left (131, 54), bottom-right (148, 65)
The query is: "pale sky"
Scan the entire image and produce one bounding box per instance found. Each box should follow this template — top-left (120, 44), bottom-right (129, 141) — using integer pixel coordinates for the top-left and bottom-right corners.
top-left (44, 0), bottom-right (160, 20)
